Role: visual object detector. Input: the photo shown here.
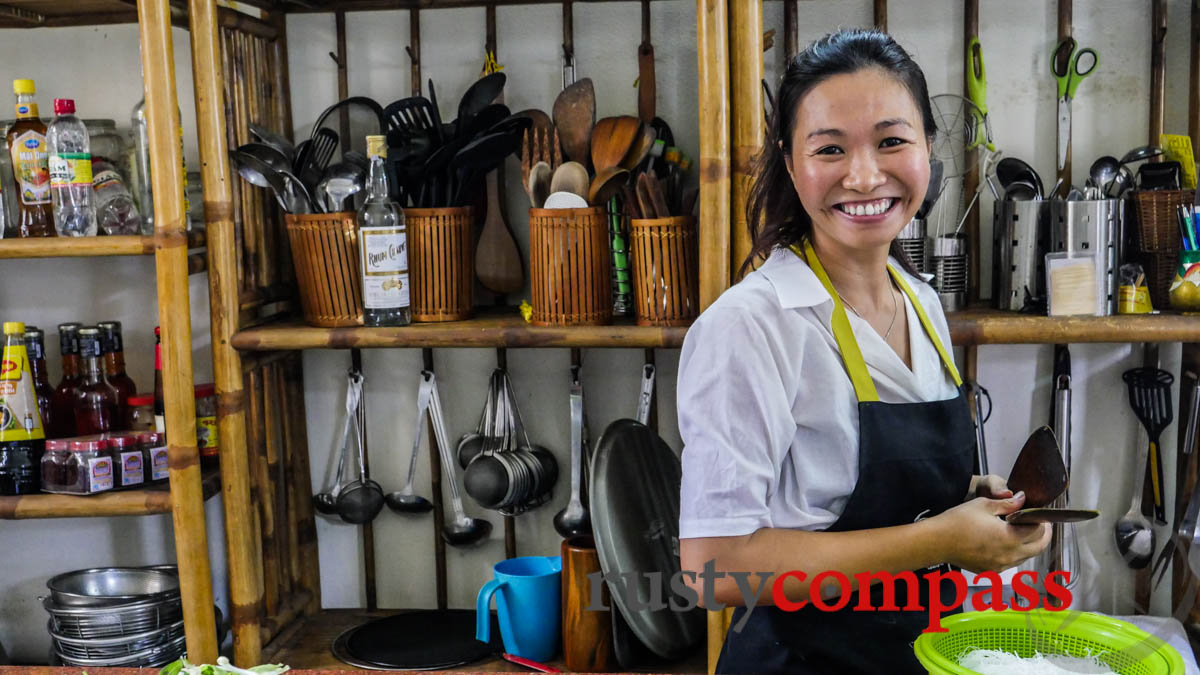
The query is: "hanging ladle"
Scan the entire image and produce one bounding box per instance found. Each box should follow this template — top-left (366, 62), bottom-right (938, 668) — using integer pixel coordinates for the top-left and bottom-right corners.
top-left (385, 371), bottom-right (435, 514)
top-left (313, 370), bottom-right (362, 515)
top-left (334, 374), bottom-right (385, 526)
top-left (553, 367), bottom-right (591, 538)
top-left (426, 370), bottom-right (492, 546)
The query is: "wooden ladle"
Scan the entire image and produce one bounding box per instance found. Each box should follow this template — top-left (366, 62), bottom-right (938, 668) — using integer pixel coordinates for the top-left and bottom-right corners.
top-left (590, 115), bottom-right (642, 173)
top-left (475, 169), bottom-right (524, 294)
top-left (553, 78), bottom-right (596, 166)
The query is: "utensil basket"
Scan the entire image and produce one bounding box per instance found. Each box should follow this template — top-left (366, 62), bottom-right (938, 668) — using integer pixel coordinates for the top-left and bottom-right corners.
top-left (1132, 190), bottom-right (1187, 308)
top-left (406, 206), bottom-right (474, 322)
top-left (629, 216), bottom-right (699, 326)
top-left (284, 212), bottom-right (363, 327)
top-left (529, 207), bottom-right (612, 326)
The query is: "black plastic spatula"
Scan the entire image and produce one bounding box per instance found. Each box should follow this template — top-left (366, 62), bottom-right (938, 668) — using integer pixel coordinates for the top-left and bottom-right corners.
top-left (1123, 367), bottom-right (1175, 525)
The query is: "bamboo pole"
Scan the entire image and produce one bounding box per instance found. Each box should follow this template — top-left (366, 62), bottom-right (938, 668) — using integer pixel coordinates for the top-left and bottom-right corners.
top-left (964, 0), bottom-right (980, 304)
top-left (283, 357), bottom-right (321, 616)
top-left (335, 11), bottom-right (350, 149)
top-left (410, 8), bottom-right (421, 97)
top-left (874, 0), bottom-right (887, 32)
top-left (190, 0), bottom-right (262, 664)
top-left (1056, 0), bottom-right (1072, 196)
top-left (729, 0), bottom-right (762, 281)
top-left (1150, 0), bottom-right (1167, 146)
top-left (138, 0), bottom-right (217, 662)
top-left (697, 0), bottom-right (731, 308)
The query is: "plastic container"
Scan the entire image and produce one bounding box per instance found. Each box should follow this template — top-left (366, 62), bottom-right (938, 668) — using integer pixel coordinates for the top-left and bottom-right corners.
top-left (108, 433), bottom-right (145, 489)
top-left (126, 393), bottom-right (155, 432)
top-left (138, 431), bottom-right (168, 483)
top-left (40, 438), bottom-right (73, 492)
top-left (92, 157), bottom-right (141, 235)
top-left (42, 438), bottom-right (113, 495)
top-left (46, 98), bottom-right (97, 237)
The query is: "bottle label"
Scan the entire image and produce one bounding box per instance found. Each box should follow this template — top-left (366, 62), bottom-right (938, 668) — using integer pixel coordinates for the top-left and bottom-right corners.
top-left (154, 413), bottom-right (165, 434)
top-left (360, 227), bottom-right (411, 310)
top-left (151, 446), bottom-right (169, 481)
top-left (120, 450), bottom-right (144, 486)
top-left (14, 102), bottom-right (37, 119)
top-left (93, 169), bottom-right (123, 192)
top-left (11, 130), bottom-right (50, 205)
top-left (197, 415), bottom-right (218, 456)
top-left (0, 340), bottom-right (44, 442)
top-left (89, 456), bottom-right (113, 492)
top-left (49, 153), bottom-right (93, 188)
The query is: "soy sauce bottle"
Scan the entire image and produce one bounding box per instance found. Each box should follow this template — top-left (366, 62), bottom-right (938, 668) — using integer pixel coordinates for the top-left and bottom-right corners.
top-left (50, 322), bottom-right (82, 438)
top-left (97, 321), bottom-right (136, 429)
top-left (74, 327), bottom-right (119, 435)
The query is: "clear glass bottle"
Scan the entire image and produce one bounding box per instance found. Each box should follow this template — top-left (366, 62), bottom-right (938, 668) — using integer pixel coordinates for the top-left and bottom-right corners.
top-left (131, 97), bottom-right (188, 235)
top-left (0, 120), bottom-right (12, 238)
top-left (73, 327), bottom-right (119, 435)
top-left (8, 79), bottom-right (54, 238)
top-left (85, 119), bottom-right (126, 175)
top-left (50, 322), bottom-right (82, 438)
top-left (358, 135), bottom-right (412, 327)
top-left (93, 158), bottom-right (141, 235)
top-left (47, 98), bottom-right (97, 237)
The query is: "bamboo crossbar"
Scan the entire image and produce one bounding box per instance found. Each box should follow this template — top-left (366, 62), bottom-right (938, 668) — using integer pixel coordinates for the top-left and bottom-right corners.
top-left (139, 0), bottom-right (218, 662)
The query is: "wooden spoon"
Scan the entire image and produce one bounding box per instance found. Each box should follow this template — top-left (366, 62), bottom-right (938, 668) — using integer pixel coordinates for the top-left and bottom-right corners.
top-left (636, 173), bottom-right (657, 219)
top-left (1006, 426), bottom-right (1068, 509)
top-left (550, 161), bottom-right (590, 199)
top-left (475, 169), bottom-right (524, 294)
top-left (553, 78), bottom-right (596, 166)
top-left (620, 124), bottom-right (656, 171)
top-left (590, 116), bottom-right (643, 173)
top-left (589, 167), bottom-right (629, 206)
top-left (527, 161), bottom-right (552, 208)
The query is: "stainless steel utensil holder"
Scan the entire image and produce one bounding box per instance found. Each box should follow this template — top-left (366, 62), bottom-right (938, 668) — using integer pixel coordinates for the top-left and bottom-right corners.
top-left (993, 199), bottom-right (1052, 312)
top-left (931, 234), bottom-right (967, 312)
top-left (897, 218), bottom-right (927, 273)
top-left (1051, 198), bottom-right (1124, 316)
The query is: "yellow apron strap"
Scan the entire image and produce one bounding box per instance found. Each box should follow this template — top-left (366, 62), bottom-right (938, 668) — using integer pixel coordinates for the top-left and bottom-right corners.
top-left (792, 241), bottom-right (880, 402)
top-left (790, 240), bottom-right (963, 402)
top-left (888, 267), bottom-right (963, 387)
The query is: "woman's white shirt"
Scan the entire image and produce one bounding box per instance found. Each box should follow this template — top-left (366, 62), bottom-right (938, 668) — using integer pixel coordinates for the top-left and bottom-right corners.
top-left (678, 246), bottom-right (960, 540)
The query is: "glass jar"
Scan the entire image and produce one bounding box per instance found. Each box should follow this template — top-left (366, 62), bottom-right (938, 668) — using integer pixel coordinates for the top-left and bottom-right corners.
top-left (84, 119), bottom-right (128, 181)
top-left (43, 438), bottom-right (113, 495)
top-left (195, 383), bottom-right (218, 466)
top-left (40, 438), bottom-right (73, 492)
top-left (139, 431), bottom-right (169, 483)
top-left (108, 433), bottom-right (144, 489)
top-left (126, 393), bottom-right (155, 431)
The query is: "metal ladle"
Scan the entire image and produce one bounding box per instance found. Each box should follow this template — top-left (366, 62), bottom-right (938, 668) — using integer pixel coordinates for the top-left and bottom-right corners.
top-left (316, 161), bottom-right (366, 213)
top-left (1088, 156), bottom-right (1120, 197)
top-left (385, 371), bottom-right (434, 514)
top-left (426, 370), bottom-right (492, 546)
top-left (1114, 430), bottom-right (1156, 569)
top-left (553, 368), bottom-right (591, 538)
top-left (313, 370), bottom-right (362, 517)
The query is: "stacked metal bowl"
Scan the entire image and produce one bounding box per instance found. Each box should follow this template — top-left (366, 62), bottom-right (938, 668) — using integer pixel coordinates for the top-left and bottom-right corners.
top-left (43, 566), bottom-right (186, 667)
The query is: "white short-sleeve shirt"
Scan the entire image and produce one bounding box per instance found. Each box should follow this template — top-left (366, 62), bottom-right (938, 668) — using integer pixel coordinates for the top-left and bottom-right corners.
top-left (677, 246), bottom-right (960, 539)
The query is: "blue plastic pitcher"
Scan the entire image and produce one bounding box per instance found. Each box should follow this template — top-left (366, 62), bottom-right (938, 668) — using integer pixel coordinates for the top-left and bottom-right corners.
top-left (476, 555), bottom-right (562, 662)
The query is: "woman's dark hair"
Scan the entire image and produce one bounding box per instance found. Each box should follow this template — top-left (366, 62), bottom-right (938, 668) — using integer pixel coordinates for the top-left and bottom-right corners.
top-left (740, 28), bottom-right (936, 279)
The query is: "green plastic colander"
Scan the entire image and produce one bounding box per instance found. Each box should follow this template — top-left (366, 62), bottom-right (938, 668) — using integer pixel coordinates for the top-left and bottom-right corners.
top-left (913, 609), bottom-right (1185, 674)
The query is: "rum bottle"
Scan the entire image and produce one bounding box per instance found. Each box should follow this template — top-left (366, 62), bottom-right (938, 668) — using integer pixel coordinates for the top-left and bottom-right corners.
top-left (358, 135), bottom-right (411, 326)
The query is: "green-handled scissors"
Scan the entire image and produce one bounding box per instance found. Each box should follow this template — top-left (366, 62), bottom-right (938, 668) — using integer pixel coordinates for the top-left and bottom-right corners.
top-left (965, 37), bottom-right (995, 152)
top-left (1052, 37), bottom-right (1099, 172)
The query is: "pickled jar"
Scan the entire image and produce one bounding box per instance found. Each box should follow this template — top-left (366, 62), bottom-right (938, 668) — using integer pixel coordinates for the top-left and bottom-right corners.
top-left (40, 438), bottom-right (73, 492)
top-left (43, 438), bottom-right (113, 495)
top-left (126, 393), bottom-right (155, 431)
top-left (108, 433), bottom-right (144, 488)
top-left (139, 431), bottom-right (168, 483)
top-left (84, 119), bottom-right (127, 179)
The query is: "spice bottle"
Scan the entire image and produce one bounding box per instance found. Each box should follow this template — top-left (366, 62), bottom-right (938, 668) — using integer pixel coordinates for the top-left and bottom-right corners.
top-left (8, 79), bottom-right (53, 238)
top-left (74, 327), bottom-right (119, 435)
top-left (153, 326), bottom-right (164, 433)
top-left (97, 320), bottom-right (136, 428)
top-left (139, 431), bottom-right (168, 483)
top-left (40, 438), bottom-right (72, 492)
top-left (24, 325), bottom-right (53, 437)
top-left (63, 438), bottom-right (113, 494)
top-left (126, 393), bottom-right (155, 432)
top-left (358, 135), bottom-right (411, 326)
top-left (50, 322), bottom-right (82, 438)
top-left (0, 321), bottom-right (45, 495)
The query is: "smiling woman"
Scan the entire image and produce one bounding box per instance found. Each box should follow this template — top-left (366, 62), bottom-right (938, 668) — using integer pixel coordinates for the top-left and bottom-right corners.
top-left (676, 29), bottom-right (1051, 675)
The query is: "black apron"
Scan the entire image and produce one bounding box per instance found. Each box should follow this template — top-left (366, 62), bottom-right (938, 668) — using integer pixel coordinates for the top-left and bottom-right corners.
top-left (715, 240), bottom-right (976, 675)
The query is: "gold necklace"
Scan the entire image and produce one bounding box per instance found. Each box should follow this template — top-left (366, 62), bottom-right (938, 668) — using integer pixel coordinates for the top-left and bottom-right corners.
top-left (837, 282), bottom-right (899, 340)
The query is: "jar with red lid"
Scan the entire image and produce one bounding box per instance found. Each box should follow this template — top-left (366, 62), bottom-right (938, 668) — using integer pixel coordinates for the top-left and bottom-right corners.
top-left (139, 431), bottom-right (169, 483)
top-left (43, 438), bottom-right (114, 495)
top-left (195, 383), bottom-right (218, 466)
top-left (108, 433), bottom-right (144, 488)
top-left (126, 393), bottom-right (155, 432)
top-left (41, 438), bottom-right (73, 492)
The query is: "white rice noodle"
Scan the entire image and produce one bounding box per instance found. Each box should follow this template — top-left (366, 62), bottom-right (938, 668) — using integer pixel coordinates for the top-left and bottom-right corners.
top-left (956, 648), bottom-right (1118, 675)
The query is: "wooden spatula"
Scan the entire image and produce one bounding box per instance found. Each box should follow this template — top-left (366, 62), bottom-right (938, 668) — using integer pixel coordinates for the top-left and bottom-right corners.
top-left (591, 116), bottom-right (643, 174)
top-left (553, 78), bottom-right (596, 166)
top-left (476, 169), bottom-right (524, 294)
top-left (1007, 426), bottom-right (1068, 509)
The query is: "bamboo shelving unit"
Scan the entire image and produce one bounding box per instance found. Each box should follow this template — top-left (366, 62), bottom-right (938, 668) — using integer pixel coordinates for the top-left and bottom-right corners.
top-left (0, 468), bottom-right (221, 519)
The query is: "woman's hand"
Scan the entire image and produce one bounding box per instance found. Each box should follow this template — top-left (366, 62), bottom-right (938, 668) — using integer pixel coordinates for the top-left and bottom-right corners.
top-left (934, 492), bottom-right (1051, 572)
top-left (967, 474), bottom-right (1014, 501)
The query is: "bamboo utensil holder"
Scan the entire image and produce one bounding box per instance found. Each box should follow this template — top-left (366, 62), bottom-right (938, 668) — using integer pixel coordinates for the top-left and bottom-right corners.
top-left (284, 212), bottom-right (363, 327)
top-left (529, 207), bottom-right (612, 326)
top-left (629, 216), bottom-right (699, 326)
top-left (406, 207), bottom-right (474, 322)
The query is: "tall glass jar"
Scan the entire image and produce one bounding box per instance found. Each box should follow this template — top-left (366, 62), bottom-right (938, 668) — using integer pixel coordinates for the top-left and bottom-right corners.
top-left (85, 119), bottom-right (127, 180)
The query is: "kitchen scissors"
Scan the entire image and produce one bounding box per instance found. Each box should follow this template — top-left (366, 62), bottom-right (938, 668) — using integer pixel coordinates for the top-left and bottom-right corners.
top-left (1052, 37), bottom-right (1099, 172)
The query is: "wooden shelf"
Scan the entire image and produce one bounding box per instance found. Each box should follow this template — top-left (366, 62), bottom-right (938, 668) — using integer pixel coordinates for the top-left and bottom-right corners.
top-left (0, 467), bottom-right (221, 519)
top-left (262, 608), bottom-right (706, 673)
top-left (230, 308), bottom-right (1200, 351)
top-left (231, 313), bottom-right (689, 350)
top-left (0, 236), bottom-right (154, 259)
top-left (0, 0), bottom-right (189, 28)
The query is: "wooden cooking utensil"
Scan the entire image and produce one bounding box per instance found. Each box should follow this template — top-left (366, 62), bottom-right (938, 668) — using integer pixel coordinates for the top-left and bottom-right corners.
top-left (591, 116), bottom-right (643, 174)
top-left (622, 184), bottom-right (642, 220)
top-left (1007, 426), bottom-right (1068, 509)
top-left (553, 78), bottom-right (596, 166)
top-left (527, 161), bottom-right (552, 208)
top-left (641, 172), bottom-right (670, 219)
top-left (636, 173), bottom-right (657, 219)
top-left (589, 167), bottom-right (629, 206)
top-left (550, 161), bottom-right (590, 199)
top-left (476, 169), bottom-right (524, 294)
top-left (638, 0), bottom-right (656, 124)
top-left (619, 124), bottom-right (656, 171)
